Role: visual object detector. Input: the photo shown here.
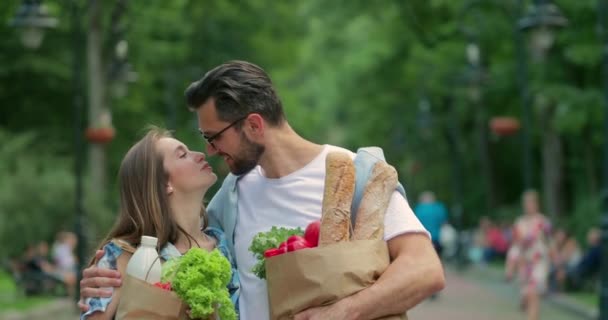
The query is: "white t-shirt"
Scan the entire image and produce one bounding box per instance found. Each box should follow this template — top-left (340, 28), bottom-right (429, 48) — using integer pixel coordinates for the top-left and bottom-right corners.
top-left (233, 145), bottom-right (428, 320)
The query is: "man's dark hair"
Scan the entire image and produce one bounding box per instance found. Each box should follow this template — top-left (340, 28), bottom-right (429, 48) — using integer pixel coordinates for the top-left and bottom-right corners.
top-left (185, 60), bottom-right (285, 126)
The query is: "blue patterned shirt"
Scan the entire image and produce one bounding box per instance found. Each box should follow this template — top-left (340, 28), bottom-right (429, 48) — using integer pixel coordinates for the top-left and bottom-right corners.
top-left (80, 227), bottom-right (240, 319)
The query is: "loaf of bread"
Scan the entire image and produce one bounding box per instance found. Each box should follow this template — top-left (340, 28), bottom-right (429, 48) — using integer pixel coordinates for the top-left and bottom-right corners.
top-left (318, 152), bottom-right (356, 246)
top-left (352, 161), bottom-right (398, 241)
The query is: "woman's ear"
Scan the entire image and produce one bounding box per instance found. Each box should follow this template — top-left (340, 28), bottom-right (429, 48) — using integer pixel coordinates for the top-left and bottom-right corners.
top-left (166, 184), bottom-right (174, 195)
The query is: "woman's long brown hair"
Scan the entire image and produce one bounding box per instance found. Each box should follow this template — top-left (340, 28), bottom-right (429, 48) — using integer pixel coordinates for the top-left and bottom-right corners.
top-left (89, 127), bottom-right (207, 264)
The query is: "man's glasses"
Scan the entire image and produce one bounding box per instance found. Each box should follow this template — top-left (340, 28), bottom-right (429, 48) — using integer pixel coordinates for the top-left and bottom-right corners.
top-left (199, 115), bottom-right (249, 148)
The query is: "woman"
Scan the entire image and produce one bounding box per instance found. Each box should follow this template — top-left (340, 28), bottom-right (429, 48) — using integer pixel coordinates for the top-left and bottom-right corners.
top-left (80, 127), bottom-right (239, 319)
top-left (51, 232), bottom-right (78, 299)
top-left (511, 190), bottom-right (551, 320)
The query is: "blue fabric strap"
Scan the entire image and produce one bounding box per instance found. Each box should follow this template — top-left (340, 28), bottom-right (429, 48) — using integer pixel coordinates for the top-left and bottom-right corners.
top-left (351, 147), bottom-right (406, 228)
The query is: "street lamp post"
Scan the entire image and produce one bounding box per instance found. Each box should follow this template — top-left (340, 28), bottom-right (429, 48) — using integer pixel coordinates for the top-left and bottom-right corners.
top-left (515, 0), bottom-right (533, 191)
top-left (516, 0), bottom-right (568, 192)
top-left (10, 0), bottom-right (87, 301)
top-left (597, 0), bottom-right (608, 317)
top-left (70, 0), bottom-right (87, 303)
top-left (8, 0), bottom-right (57, 50)
top-left (518, 0), bottom-right (568, 62)
top-left (11, 2), bottom-right (135, 303)
top-left (442, 94), bottom-right (466, 269)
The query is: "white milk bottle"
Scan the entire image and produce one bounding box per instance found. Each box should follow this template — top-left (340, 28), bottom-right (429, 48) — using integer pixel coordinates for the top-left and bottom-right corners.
top-left (126, 235), bottom-right (161, 283)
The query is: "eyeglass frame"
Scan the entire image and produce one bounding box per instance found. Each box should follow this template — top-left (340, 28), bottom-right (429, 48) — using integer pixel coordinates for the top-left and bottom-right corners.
top-left (198, 114), bottom-right (249, 148)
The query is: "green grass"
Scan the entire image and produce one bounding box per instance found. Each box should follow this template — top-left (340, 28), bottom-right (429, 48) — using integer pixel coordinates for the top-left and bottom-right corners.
top-left (0, 271), bottom-right (55, 312)
top-left (568, 291), bottom-right (599, 309)
top-left (488, 259), bottom-right (506, 271)
top-left (0, 270), bottom-right (17, 292)
top-left (0, 296), bottom-right (55, 311)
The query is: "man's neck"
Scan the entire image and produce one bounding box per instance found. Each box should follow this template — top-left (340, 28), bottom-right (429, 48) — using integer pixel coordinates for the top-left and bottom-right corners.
top-left (258, 124), bottom-right (324, 179)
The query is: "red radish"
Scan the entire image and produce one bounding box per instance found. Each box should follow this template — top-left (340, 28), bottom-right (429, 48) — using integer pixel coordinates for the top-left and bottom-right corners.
top-left (286, 235), bottom-right (307, 244)
top-left (153, 281), bottom-right (172, 291)
top-left (264, 248), bottom-right (284, 258)
top-left (278, 241), bottom-right (288, 252)
top-left (286, 238), bottom-right (312, 252)
top-left (304, 220), bottom-right (321, 247)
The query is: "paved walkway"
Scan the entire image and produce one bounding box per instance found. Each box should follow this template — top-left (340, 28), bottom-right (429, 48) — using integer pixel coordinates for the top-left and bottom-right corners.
top-left (1, 298), bottom-right (78, 320)
top-left (1, 265), bottom-right (595, 320)
top-left (409, 265), bottom-right (589, 320)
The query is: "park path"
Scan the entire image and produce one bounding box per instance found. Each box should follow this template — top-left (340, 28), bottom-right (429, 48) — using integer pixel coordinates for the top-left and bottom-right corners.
top-left (409, 266), bottom-right (583, 320)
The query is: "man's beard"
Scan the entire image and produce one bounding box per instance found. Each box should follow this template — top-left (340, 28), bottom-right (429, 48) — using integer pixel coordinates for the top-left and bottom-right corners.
top-left (229, 133), bottom-right (265, 175)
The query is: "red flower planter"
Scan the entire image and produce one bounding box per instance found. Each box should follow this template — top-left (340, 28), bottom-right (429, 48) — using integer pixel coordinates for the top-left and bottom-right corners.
top-left (489, 117), bottom-right (520, 136)
top-left (85, 127), bottom-right (116, 144)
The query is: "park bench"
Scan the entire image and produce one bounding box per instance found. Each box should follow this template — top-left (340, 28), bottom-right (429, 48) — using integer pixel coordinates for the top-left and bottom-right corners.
top-left (3, 258), bottom-right (66, 297)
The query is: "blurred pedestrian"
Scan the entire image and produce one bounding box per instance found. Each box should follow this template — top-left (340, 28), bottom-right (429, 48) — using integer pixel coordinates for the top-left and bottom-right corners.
top-left (22, 241), bottom-right (60, 295)
top-left (549, 229), bottom-right (581, 292)
top-left (511, 190), bottom-right (552, 320)
top-left (414, 191), bottom-right (448, 258)
top-left (481, 217), bottom-right (510, 264)
top-left (561, 227), bottom-right (601, 291)
top-left (439, 222), bottom-right (457, 261)
top-left (51, 231), bottom-right (78, 299)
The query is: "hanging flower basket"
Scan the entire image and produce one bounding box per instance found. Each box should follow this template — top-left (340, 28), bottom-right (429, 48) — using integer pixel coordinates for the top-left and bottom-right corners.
top-left (489, 117), bottom-right (520, 136)
top-left (85, 127), bottom-right (116, 144)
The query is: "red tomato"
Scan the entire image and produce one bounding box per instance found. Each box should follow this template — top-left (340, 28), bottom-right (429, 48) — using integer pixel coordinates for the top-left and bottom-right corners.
top-left (264, 248), bottom-right (285, 258)
top-left (304, 220), bottom-right (321, 247)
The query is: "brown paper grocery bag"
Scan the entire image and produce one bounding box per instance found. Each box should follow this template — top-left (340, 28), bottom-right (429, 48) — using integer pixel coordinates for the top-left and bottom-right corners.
top-left (115, 275), bottom-right (189, 320)
top-left (265, 239), bottom-right (408, 320)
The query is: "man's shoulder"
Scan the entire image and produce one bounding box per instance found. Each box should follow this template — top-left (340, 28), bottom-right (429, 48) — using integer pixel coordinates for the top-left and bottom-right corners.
top-left (325, 144), bottom-right (356, 157)
top-left (207, 174), bottom-right (239, 212)
top-left (319, 144), bottom-right (394, 161)
top-left (214, 174), bottom-right (240, 193)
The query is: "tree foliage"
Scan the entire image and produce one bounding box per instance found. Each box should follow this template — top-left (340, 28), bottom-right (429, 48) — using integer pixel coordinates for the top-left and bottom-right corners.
top-left (0, 0), bottom-right (603, 256)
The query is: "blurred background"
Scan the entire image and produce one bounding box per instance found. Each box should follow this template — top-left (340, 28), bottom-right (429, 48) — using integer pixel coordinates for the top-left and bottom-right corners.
top-left (0, 0), bottom-right (605, 319)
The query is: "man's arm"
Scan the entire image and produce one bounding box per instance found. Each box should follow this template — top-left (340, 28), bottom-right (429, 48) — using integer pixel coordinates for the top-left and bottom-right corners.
top-left (347, 233), bottom-right (445, 318)
top-left (77, 250), bottom-right (122, 312)
top-left (84, 253), bottom-right (129, 319)
top-left (295, 232), bottom-right (445, 320)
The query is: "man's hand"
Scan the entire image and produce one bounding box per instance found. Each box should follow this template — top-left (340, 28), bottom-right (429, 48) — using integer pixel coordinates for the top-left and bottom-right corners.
top-left (77, 250), bottom-right (123, 312)
top-left (294, 298), bottom-right (354, 320)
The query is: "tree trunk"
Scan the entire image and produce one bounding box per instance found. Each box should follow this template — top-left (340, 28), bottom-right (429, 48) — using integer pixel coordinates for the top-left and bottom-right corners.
top-left (540, 101), bottom-right (564, 221)
top-left (87, 0), bottom-right (108, 201)
top-left (474, 96), bottom-right (497, 213)
top-left (583, 126), bottom-right (598, 195)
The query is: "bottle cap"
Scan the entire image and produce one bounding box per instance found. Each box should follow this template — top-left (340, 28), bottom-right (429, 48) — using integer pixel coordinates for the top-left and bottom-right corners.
top-left (141, 236), bottom-right (158, 247)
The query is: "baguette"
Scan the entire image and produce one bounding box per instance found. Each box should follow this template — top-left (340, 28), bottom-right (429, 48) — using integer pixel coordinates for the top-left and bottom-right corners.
top-left (318, 152), bottom-right (356, 246)
top-left (352, 161), bottom-right (398, 241)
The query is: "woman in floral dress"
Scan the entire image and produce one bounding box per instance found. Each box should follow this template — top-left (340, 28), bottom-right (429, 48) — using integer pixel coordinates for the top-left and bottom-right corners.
top-left (511, 190), bottom-right (551, 320)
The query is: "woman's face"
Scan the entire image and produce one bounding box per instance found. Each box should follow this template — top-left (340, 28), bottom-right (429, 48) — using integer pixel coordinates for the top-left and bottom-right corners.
top-left (523, 194), bottom-right (539, 215)
top-left (156, 137), bottom-right (217, 194)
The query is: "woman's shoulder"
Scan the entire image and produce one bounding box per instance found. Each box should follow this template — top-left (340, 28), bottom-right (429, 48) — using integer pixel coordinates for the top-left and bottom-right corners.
top-left (204, 226), bottom-right (226, 241)
top-left (109, 238), bottom-right (136, 254)
top-left (89, 241), bottom-right (128, 273)
top-left (532, 213), bottom-right (551, 225)
top-left (203, 227), bottom-right (234, 260)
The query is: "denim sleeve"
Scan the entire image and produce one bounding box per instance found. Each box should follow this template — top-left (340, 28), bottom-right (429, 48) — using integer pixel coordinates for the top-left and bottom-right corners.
top-left (80, 242), bottom-right (123, 320)
top-left (205, 227), bottom-right (240, 315)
